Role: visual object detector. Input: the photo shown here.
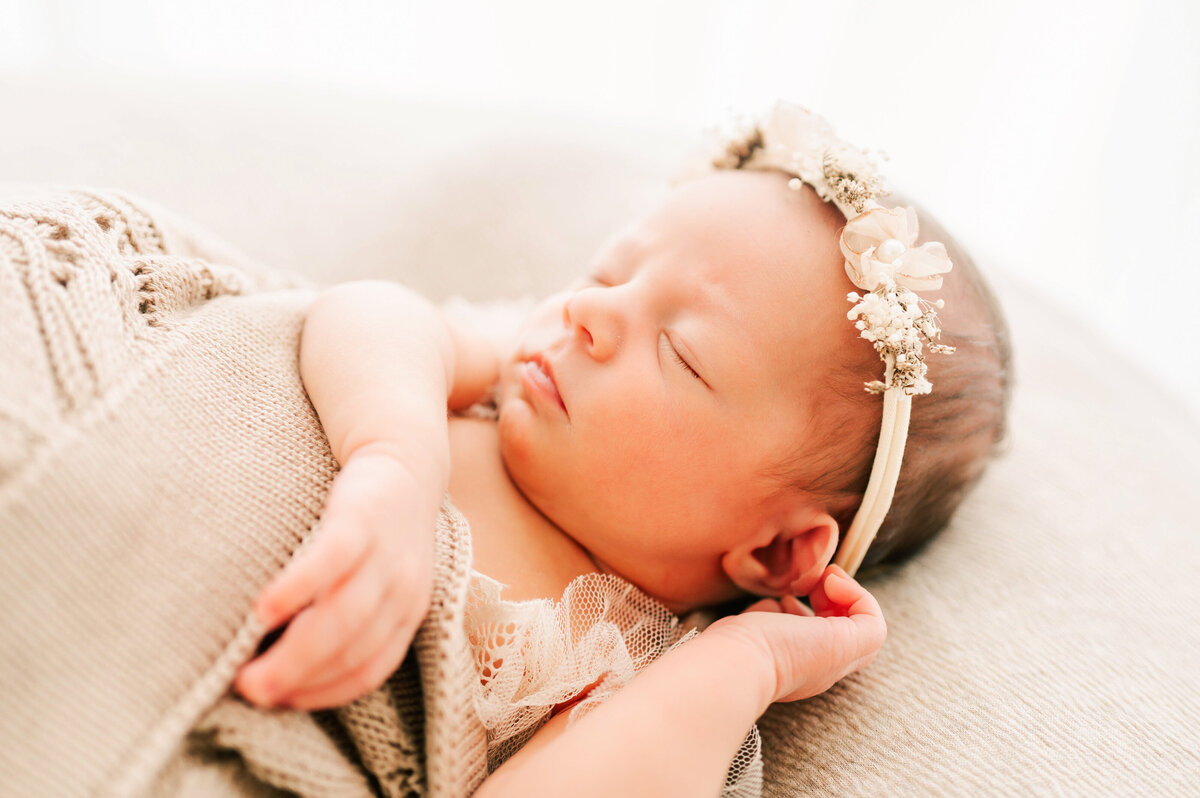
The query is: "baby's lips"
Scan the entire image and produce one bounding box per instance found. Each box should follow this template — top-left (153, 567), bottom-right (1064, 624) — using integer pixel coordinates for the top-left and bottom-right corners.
top-left (523, 353), bottom-right (568, 416)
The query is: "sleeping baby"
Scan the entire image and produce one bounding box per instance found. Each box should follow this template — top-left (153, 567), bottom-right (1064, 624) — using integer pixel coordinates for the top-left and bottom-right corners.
top-left (233, 103), bottom-right (1010, 795)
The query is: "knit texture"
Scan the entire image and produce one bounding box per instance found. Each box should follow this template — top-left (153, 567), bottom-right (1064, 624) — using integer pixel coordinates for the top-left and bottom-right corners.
top-left (0, 187), bottom-right (487, 797)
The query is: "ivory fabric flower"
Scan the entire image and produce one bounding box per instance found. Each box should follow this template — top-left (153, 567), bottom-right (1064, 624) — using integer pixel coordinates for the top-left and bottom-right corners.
top-left (840, 206), bottom-right (953, 292)
top-left (756, 103), bottom-right (885, 212)
top-left (757, 103), bottom-right (839, 175)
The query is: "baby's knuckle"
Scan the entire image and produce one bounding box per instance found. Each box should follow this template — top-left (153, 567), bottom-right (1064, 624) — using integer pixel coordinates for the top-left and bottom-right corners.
top-left (323, 533), bottom-right (360, 567)
top-left (332, 644), bottom-right (360, 675)
top-left (406, 588), bottom-right (432, 617)
top-left (392, 610), bottom-right (422, 644)
top-left (343, 583), bottom-right (379, 621)
top-left (365, 660), bottom-right (394, 693)
top-left (394, 560), bottom-right (431, 590)
top-left (349, 667), bottom-right (380, 695)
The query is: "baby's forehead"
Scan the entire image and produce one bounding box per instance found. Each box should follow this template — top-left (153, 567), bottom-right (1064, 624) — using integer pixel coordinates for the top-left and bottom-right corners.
top-left (646, 177), bottom-right (857, 387)
top-left (608, 173), bottom-right (843, 278)
top-left (662, 174), bottom-right (850, 320)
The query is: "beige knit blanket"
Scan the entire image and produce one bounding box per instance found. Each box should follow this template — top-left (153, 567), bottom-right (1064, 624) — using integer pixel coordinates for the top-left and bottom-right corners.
top-left (0, 187), bottom-right (488, 797)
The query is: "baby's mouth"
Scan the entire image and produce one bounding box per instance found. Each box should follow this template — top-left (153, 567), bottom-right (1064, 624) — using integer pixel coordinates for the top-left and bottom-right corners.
top-left (520, 356), bottom-right (568, 417)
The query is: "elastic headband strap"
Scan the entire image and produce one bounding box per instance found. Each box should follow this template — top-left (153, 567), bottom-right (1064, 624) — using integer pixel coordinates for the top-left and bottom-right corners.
top-left (834, 388), bottom-right (912, 576)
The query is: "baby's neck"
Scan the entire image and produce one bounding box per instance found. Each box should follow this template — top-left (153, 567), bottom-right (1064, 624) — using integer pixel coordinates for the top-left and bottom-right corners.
top-left (447, 416), bottom-right (602, 603)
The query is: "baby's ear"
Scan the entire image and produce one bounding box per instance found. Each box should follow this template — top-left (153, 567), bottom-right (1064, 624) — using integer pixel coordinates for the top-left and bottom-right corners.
top-left (721, 511), bottom-right (838, 598)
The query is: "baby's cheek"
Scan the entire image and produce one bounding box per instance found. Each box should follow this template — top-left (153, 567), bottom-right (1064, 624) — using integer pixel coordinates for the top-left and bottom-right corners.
top-left (496, 405), bottom-right (538, 476)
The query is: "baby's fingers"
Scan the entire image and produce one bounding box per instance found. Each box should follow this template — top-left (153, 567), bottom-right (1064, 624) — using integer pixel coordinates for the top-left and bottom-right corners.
top-left (282, 617), bottom-right (414, 710)
top-left (238, 559), bottom-right (387, 704)
top-left (255, 521), bottom-right (372, 630)
top-left (810, 565), bottom-right (879, 619)
top-left (826, 567), bottom-right (883, 619)
top-left (284, 589), bottom-right (420, 698)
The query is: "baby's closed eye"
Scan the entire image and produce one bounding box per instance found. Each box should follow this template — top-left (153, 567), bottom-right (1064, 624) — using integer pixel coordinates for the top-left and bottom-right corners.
top-left (659, 332), bottom-right (703, 381)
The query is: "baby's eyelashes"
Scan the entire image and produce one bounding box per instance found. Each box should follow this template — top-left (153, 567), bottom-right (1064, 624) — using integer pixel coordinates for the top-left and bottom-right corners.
top-left (660, 332), bottom-right (706, 385)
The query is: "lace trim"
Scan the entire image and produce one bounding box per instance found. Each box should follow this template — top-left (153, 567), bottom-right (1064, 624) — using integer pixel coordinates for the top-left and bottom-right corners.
top-left (464, 569), bottom-right (763, 795)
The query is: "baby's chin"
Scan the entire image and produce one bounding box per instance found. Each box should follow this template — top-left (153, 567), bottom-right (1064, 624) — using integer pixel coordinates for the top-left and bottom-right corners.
top-left (493, 386), bottom-right (570, 513)
top-left (493, 376), bottom-right (534, 469)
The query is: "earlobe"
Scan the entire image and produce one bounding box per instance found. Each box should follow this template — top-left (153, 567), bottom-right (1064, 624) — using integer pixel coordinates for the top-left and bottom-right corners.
top-left (721, 512), bottom-right (839, 597)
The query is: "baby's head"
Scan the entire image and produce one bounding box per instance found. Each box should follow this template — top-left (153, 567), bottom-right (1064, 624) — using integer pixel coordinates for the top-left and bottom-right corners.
top-left (494, 105), bottom-right (1010, 612)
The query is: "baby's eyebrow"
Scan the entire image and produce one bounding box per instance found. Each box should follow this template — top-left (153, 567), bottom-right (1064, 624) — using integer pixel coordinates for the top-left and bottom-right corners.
top-left (592, 236), bottom-right (645, 278)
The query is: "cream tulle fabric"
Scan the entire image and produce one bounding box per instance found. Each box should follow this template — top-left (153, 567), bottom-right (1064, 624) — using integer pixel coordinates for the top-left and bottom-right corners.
top-left (465, 569), bottom-right (764, 797)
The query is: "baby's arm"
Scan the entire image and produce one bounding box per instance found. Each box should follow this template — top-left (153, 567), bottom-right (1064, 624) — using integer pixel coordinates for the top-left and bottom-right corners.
top-left (477, 566), bottom-right (885, 797)
top-left (236, 280), bottom-right (497, 710)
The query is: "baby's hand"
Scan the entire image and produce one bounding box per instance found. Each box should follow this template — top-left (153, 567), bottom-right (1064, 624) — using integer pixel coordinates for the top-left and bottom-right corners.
top-left (707, 565), bottom-right (887, 705)
top-left (234, 447), bottom-right (437, 710)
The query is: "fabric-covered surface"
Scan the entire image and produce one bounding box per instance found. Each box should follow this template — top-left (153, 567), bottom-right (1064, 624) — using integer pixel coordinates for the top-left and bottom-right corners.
top-left (1, 81), bottom-right (1198, 795)
top-left (0, 189), bottom-right (487, 797)
top-left (756, 278), bottom-right (1200, 795)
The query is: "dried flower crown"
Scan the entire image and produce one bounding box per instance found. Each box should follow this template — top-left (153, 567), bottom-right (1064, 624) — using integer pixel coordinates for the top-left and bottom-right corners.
top-left (687, 102), bottom-right (955, 576)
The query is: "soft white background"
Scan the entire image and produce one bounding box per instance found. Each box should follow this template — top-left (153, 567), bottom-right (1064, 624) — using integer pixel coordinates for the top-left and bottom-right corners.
top-left (2, 0), bottom-right (1197, 417)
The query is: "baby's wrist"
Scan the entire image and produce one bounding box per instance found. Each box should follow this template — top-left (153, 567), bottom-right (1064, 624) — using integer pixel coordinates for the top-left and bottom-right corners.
top-left (696, 622), bottom-right (778, 713)
top-left (342, 437), bottom-right (449, 508)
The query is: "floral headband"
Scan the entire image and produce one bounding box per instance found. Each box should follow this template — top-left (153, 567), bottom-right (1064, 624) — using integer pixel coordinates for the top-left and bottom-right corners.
top-left (686, 102), bottom-right (955, 576)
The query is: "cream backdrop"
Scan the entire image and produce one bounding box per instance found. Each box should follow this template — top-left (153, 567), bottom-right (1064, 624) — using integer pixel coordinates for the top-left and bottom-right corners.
top-left (1, 0), bottom-right (1197, 418)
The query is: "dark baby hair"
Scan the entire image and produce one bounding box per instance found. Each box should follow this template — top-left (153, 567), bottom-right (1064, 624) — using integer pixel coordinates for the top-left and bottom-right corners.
top-left (779, 198), bottom-right (1013, 572)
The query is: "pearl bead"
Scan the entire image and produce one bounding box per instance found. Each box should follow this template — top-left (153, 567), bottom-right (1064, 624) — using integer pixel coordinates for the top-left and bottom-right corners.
top-left (875, 238), bottom-right (906, 263)
top-left (787, 177), bottom-right (803, 191)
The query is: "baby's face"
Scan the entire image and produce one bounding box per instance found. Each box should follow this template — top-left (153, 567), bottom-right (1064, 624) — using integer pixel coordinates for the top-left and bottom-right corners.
top-left (495, 170), bottom-right (861, 607)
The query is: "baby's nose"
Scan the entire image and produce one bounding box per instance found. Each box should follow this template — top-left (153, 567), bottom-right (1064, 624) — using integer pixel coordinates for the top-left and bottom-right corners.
top-left (564, 288), bottom-right (620, 361)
